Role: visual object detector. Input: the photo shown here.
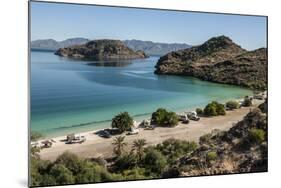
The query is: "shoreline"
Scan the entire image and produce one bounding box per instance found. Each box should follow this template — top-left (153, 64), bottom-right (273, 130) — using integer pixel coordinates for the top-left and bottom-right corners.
top-left (32, 95), bottom-right (252, 139)
top-left (38, 98), bottom-right (264, 161)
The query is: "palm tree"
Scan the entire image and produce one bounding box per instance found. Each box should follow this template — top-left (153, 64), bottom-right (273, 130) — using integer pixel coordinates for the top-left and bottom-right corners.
top-left (132, 139), bottom-right (147, 161)
top-left (112, 136), bottom-right (127, 157)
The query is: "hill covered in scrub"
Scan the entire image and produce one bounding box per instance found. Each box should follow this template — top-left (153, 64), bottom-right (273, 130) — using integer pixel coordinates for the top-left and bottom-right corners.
top-left (55, 39), bottom-right (148, 60)
top-left (155, 36), bottom-right (267, 90)
top-left (178, 105), bottom-right (267, 176)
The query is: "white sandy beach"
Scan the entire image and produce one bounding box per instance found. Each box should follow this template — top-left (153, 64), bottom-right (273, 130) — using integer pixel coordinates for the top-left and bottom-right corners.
top-left (38, 99), bottom-right (263, 161)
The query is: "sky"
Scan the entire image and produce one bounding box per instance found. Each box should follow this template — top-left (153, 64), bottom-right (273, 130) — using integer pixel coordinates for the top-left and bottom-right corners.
top-left (30, 1), bottom-right (267, 50)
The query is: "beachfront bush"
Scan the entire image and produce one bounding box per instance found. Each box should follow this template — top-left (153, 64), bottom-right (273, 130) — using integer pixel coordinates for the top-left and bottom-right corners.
top-left (196, 108), bottom-right (203, 115)
top-left (203, 101), bottom-right (226, 116)
top-left (204, 104), bottom-right (217, 116)
top-left (143, 149), bottom-right (167, 173)
top-left (49, 164), bottom-right (75, 185)
top-left (151, 108), bottom-right (178, 127)
top-left (243, 96), bottom-right (252, 107)
top-left (249, 128), bottom-right (266, 144)
top-left (31, 131), bottom-right (44, 141)
top-left (111, 112), bottom-right (133, 133)
top-left (226, 101), bottom-right (239, 110)
top-left (206, 151), bottom-right (217, 162)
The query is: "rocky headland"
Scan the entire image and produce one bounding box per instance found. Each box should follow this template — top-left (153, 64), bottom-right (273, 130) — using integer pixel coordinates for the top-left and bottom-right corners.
top-left (155, 36), bottom-right (267, 90)
top-left (55, 39), bottom-right (148, 60)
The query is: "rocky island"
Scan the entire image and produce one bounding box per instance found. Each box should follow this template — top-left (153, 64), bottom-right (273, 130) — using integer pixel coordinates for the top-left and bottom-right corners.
top-left (55, 39), bottom-right (148, 60)
top-left (155, 36), bottom-right (267, 90)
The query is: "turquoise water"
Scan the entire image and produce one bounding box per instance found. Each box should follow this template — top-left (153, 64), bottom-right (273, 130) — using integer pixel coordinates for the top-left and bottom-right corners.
top-left (31, 51), bottom-right (252, 138)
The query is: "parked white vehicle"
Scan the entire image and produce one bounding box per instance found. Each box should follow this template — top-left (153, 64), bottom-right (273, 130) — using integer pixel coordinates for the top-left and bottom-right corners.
top-left (127, 128), bottom-right (140, 135)
top-left (177, 114), bottom-right (190, 124)
top-left (186, 111), bottom-right (200, 121)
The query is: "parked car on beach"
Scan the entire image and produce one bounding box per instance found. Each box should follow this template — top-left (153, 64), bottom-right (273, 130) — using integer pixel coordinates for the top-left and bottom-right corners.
top-left (186, 111), bottom-right (200, 121)
top-left (98, 130), bottom-right (112, 138)
top-left (178, 114), bottom-right (190, 124)
top-left (127, 128), bottom-right (140, 135)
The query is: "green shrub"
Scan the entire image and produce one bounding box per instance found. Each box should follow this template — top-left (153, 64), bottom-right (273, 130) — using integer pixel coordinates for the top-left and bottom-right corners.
top-left (199, 133), bottom-right (213, 145)
top-left (114, 154), bottom-right (137, 171)
top-left (206, 151), bottom-right (217, 162)
top-left (156, 138), bottom-right (197, 164)
top-left (75, 161), bottom-right (112, 183)
top-left (54, 152), bottom-right (82, 175)
top-left (226, 101), bottom-right (239, 110)
top-left (151, 108), bottom-right (178, 127)
top-left (243, 97), bottom-right (252, 107)
top-left (203, 101), bottom-right (226, 116)
top-left (40, 175), bottom-right (56, 186)
top-left (144, 149), bottom-right (167, 173)
top-left (204, 104), bottom-right (217, 116)
top-left (249, 128), bottom-right (265, 144)
top-left (196, 108), bottom-right (203, 115)
top-left (122, 168), bottom-right (148, 180)
top-left (111, 112), bottom-right (133, 133)
top-left (49, 164), bottom-right (75, 185)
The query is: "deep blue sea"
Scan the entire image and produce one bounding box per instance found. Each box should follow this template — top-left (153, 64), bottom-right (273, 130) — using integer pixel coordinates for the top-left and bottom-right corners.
top-left (31, 50), bottom-right (252, 137)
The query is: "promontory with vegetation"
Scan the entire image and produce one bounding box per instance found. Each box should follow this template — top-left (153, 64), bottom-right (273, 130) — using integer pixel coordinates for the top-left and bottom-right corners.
top-left (54, 39), bottom-right (148, 60)
top-left (155, 36), bottom-right (267, 90)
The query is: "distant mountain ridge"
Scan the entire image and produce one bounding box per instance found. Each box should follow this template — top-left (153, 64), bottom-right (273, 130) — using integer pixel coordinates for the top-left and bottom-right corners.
top-left (31, 38), bottom-right (90, 51)
top-left (31, 38), bottom-right (191, 55)
top-left (123, 40), bottom-right (191, 55)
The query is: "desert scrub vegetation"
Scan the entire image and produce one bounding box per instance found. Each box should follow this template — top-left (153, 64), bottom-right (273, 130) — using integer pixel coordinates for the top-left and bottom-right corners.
top-left (151, 108), bottom-right (178, 127)
top-left (203, 101), bottom-right (226, 116)
top-left (248, 128), bottom-right (266, 144)
top-left (226, 101), bottom-right (239, 110)
top-left (196, 108), bottom-right (203, 115)
top-left (206, 151), bottom-right (217, 162)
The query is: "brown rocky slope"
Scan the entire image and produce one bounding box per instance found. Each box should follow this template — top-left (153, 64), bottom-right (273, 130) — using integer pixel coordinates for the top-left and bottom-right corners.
top-left (155, 36), bottom-right (267, 90)
top-left (177, 104), bottom-right (267, 176)
top-left (55, 39), bottom-right (148, 60)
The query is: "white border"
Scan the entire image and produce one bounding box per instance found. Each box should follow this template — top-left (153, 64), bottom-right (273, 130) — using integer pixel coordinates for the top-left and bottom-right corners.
top-left (0, 0), bottom-right (280, 188)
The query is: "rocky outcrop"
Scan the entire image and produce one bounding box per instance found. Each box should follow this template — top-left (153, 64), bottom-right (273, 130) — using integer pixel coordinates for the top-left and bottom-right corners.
top-left (54, 39), bottom-right (148, 60)
top-left (178, 108), bottom-right (267, 176)
top-left (155, 36), bottom-right (267, 90)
